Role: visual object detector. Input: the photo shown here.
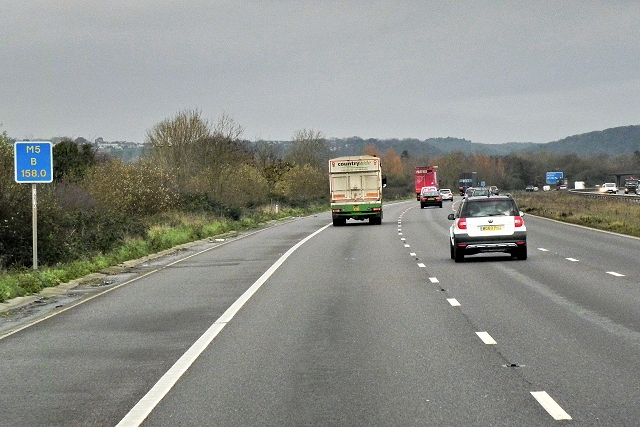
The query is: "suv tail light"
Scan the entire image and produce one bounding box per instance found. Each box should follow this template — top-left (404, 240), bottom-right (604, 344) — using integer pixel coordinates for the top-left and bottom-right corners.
top-left (457, 218), bottom-right (467, 230)
top-left (514, 216), bottom-right (524, 227)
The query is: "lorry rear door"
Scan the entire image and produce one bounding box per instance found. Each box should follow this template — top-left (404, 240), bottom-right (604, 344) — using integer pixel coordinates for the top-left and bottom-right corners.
top-left (331, 173), bottom-right (380, 201)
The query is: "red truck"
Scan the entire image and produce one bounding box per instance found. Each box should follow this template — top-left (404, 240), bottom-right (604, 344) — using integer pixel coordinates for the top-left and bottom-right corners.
top-left (414, 166), bottom-right (438, 200)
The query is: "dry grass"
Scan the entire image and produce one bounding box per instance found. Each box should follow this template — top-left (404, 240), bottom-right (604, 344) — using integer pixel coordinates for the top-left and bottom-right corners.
top-left (513, 191), bottom-right (640, 237)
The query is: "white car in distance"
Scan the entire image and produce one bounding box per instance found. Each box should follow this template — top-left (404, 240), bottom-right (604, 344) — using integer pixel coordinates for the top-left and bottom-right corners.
top-left (439, 188), bottom-right (454, 201)
top-left (599, 183), bottom-right (618, 194)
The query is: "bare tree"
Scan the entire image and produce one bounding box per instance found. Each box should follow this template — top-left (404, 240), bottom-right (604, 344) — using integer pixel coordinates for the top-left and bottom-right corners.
top-left (285, 129), bottom-right (329, 170)
top-left (212, 113), bottom-right (245, 141)
top-left (145, 109), bottom-right (212, 183)
top-left (146, 109), bottom-right (211, 148)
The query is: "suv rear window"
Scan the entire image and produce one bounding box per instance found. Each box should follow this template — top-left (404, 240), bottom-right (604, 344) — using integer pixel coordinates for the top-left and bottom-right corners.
top-left (460, 199), bottom-right (519, 218)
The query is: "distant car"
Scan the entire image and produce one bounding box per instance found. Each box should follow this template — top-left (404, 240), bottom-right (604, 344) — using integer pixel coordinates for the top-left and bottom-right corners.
top-left (464, 187), bottom-right (475, 198)
top-left (525, 185), bottom-right (535, 192)
top-left (489, 186), bottom-right (499, 195)
top-left (439, 188), bottom-right (454, 201)
top-left (420, 186), bottom-right (438, 193)
top-left (470, 187), bottom-right (490, 197)
top-left (420, 190), bottom-right (443, 208)
top-left (599, 183), bottom-right (618, 194)
top-left (558, 184), bottom-right (567, 190)
top-left (447, 195), bottom-right (527, 262)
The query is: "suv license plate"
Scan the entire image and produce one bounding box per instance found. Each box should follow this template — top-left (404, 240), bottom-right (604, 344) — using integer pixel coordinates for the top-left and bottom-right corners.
top-left (481, 225), bottom-right (503, 231)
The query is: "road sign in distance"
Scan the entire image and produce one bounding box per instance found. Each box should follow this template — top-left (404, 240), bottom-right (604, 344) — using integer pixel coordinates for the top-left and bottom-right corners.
top-left (545, 171), bottom-right (563, 185)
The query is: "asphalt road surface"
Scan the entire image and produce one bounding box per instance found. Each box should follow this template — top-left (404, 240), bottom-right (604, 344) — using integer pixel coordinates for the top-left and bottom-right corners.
top-left (2, 199), bottom-right (640, 426)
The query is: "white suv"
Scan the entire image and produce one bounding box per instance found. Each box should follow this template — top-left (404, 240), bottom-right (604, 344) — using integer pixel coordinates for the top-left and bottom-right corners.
top-left (447, 195), bottom-right (527, 262)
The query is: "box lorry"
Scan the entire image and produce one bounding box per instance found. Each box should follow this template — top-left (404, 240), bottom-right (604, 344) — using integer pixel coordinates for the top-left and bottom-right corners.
top-left (330, 155), bottom-right (386, 226)
top-left (458, 172), bottom-right (478, 196)
top-left (414, 166), bottom-right (438, 200)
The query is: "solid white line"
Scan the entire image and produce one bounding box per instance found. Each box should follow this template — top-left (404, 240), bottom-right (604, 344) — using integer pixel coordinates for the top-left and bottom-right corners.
top-left (429, 277), bottom-right (439, 283)
top-left (530, 391), bottom-right (572, 420)
top-left (447, 298), bottom-right (461, 306)
top-left (417, 263), bottom-right (426, 268)
top-left (566, 257), bottom-right (579, 262)
top-left (476, 331), bottom-right (497, 344)
top-left (607, 271), bottom-right (625, 277)
top-left (115, 223), bottom-right (332, 427)
top-left (537, 248), bottom-right (549, 251)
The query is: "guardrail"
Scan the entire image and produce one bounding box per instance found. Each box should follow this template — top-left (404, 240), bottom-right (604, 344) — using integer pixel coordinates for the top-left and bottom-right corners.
top-left (568, 189), bottom-right (640, 203)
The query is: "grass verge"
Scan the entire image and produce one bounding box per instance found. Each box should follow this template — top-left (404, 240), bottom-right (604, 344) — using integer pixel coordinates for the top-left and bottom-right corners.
top-left (514, 190), bottom-right (640, 237)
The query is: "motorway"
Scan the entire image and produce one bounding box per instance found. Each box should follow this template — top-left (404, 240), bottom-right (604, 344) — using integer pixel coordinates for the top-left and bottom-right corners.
top-left (2, 198), bottom-right (640, 426)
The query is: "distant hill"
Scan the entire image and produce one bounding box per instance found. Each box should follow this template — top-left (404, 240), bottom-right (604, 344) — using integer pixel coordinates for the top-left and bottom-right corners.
top-left (327, 136), bottom-right (535, 157)
top-left (426, 138), bottom-right (541, 156)
top-left (327, 125), bottom-right (640, 157)
top-left (522, 125), bottom-right (640, 156)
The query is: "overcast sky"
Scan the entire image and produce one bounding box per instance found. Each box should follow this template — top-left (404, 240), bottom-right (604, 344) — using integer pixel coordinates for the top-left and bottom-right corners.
top-left (2, 1), bottom-right (639, 144)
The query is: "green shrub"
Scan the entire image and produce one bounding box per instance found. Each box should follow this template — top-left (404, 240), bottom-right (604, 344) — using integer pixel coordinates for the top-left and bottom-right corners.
top-left (82, 158), bottom-right (179, 216)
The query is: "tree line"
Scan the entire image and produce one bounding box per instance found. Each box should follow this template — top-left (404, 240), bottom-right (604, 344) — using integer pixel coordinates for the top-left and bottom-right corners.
top-left (359, 145), bottom-right (640, 195)
top-left (0, 111), bottom-right (330, 269)
top-left (2, 111), bottom-right (639, 270)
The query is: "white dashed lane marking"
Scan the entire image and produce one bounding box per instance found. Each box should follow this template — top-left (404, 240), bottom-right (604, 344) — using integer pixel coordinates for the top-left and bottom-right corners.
top-left (447, 298), bottom-right (461, 306)
top-left (530, 391), bottom-right (572, 420)
top-left (607, 271), bottom-right (625, 277)
top-left (475, 331), bottom-right (497, 345)
top-left (417, 263), bottom-right (426, 268)
top-left (409, 253), bottom-right (416, 257)
top-left (429, 277), bottom-right (439, 283)
top-left (539, 248), bottom-right (626, 278)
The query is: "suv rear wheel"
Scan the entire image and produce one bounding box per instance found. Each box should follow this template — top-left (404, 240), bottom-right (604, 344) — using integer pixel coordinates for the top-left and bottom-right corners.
top-left (453, 244), bottom-right (464, 263)
top-left (515, 246), bottom-right (527, 260)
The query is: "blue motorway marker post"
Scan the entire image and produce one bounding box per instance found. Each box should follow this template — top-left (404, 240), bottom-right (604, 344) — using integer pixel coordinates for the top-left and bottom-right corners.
top-left (14, 141), bottom-right (53, 270)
